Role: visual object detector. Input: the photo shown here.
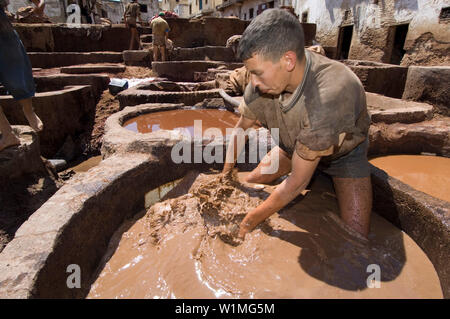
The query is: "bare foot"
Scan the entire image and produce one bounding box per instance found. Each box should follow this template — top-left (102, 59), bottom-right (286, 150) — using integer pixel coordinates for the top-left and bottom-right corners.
top-left (23, 109), bottom-right (43, 132)
top-left (0, 133), bottom-right (20, 152)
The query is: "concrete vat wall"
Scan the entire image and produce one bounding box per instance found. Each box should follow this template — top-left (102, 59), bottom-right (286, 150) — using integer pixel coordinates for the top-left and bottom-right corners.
top-left (0, 85), bottom-right (96, 158)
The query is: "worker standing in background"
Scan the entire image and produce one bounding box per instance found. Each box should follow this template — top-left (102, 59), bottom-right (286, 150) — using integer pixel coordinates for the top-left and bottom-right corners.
top-left (150, 12), bottom-right (170, 62)
top-left (124, 0), bottom-right (142, 50)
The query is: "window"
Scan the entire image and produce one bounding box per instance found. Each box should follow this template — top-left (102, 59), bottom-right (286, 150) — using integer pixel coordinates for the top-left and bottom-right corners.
top-left (189, 4), bottom-right (192, 15)
top-left (205, 0), bottom-right (208, 4)
top-left (244, 13), bottom-right (247, 20)
top-left (301, 11), bottom-right (308, 23)
top-left (439, 7), bottom-right (450, 23)
top-left (268, 1), bottom-right (274, 8)
top-left (249, 8), bottom-right (254, 19)
top-left (139, 4), bottom-right (148, 13)
top-left (344, 10), bottom-right (350, 21)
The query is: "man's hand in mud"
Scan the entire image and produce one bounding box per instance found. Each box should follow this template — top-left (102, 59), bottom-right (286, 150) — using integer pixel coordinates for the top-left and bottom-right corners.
top-left (221, 169), bottom-right (234, 181)
top-left (237, 219), bottom-right (253, 241)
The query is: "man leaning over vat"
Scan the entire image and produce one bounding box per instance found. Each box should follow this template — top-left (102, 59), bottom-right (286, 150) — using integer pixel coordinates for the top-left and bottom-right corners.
top-left (222, 9), bottom-right (372, 240)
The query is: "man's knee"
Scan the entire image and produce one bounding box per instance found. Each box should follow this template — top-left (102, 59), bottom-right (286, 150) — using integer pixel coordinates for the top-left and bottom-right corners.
top-left (244, 168), bottom-right (284, 184)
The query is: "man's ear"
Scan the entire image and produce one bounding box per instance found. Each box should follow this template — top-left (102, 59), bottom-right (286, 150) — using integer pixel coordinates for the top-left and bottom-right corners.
top-left (282, 51), bottom-right (297, 72)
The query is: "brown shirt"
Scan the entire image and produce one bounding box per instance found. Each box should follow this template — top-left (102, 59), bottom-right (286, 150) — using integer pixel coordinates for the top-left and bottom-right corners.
top-left (150, 16), bottom-right (169, 36)
top-left (238, 50), bottom-right (370, 162)
top-left (227, 66), bottom-right (251, 96)
top-left (125, 2), bottom-right (140, 19)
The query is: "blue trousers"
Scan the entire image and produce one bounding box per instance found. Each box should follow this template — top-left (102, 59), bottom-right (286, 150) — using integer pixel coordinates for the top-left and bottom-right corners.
top-left (0, 8), bottom-right (35, 101)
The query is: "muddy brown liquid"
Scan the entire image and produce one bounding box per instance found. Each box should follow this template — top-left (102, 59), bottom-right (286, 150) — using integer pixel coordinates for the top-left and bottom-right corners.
top-left (88, 171), bottom-right (442, 298)
top-left (71, 156), bottom-right (102, 173)
top-left (370, 155), bottom-right (450, 202)
top-left (123, 109), bottom-right (240, 137)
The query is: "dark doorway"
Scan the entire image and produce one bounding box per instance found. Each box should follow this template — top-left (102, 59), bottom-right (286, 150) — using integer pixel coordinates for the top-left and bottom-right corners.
top-left (390, 24), bottom-right (409, 65)
top-left (302, 11), bottom-right (308, 23)
top-left (337, 25), bottom-right (353, 59)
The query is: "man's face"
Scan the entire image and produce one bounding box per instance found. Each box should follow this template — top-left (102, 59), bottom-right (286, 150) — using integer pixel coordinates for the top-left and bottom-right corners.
top-left (244, 53), bottom-right (288, 95)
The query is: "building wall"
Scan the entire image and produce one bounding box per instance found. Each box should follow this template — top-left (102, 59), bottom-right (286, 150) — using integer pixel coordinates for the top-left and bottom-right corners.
top-left (187, 0), bottom-right (222, 18)
top-left (122, 0), bottom-right (160, 21)
top-left (174, 3), bottom-right (190, 17)
top-left (219, 0), bottom-right (279, 20)
top-left (294, 0), bottom-right (450, 65)
top-left (102, 0), bottom-right (124, 23)
top-left (6, 0), bottom-right (160, 24)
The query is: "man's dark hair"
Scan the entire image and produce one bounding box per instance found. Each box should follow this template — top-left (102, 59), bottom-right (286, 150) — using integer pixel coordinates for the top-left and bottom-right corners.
top-left (237, 9), bottom-right (305, 62)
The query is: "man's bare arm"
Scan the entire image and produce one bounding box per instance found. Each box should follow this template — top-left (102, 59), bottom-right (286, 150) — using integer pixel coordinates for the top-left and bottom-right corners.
top-left (222, 115), bottom-right (256, 174)
top-left (30, 0), bottom-right (45, 15)
top-left (238, 151), bottom-right (320, 239)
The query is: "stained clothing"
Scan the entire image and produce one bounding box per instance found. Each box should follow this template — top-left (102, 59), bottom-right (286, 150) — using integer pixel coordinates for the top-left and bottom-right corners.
top-left (238, 50), bottom-right (371, 178)
top-left (150, 16), bottom-right (169, 37)
top-left (0, 8), bottom-right (35, 100)
top-left (227, 66), bottom-right (250, 95)
top-left (125, 2), bottom-right (140, 26)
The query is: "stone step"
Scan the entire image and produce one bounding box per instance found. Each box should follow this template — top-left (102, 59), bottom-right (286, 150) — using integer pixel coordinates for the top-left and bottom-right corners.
top-left (170, 46), bottom-right (236, 62)
top-left (118, 87), bottom-right (221, 108)
top-left (369, 119), bottom-right (450, 157)
top-left (28, 52), bottom-right (123, 69)
top-left (60, 64), bottom-right (126, 74)
top-left (342, 60), bottom-right (408, 99)
top-left (0, 126), bottom-right (47, 181)
top-left (402, 66), bottom-right (450, 116)
top-left (366, 92), bottom-right (434, 124)
top-left (123, 50), bottom-right (151, 67)
top-left (152, 61), bottom-right (243, 82)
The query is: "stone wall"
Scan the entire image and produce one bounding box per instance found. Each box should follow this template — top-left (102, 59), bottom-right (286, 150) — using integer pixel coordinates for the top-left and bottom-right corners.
top-left (166, 17), bottom-right (250, 48)
top-left (13, 17), bottom-right (250, 52)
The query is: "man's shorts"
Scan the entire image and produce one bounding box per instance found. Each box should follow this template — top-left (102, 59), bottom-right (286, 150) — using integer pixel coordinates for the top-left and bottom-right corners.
top-left (278, 137), bottom-right (370, 179)
top-left (0, 10), bottom-right (35, 101)
top-left (152, 34), bottom-right (166, 47)
top-left (317, 138), bottom-right (371, 178)
top-left (126, 16), bottom-right (137, 28)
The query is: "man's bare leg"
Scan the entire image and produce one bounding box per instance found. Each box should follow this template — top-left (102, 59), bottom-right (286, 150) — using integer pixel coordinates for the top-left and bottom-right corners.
top-left (19, 98), bottom-right (43, 132)
top-left (244, 146), bottom-right (292, 184)
top-left (161, 46), bottom-right (166, 62)
top-left (0, 106), bottom-right (20, 152)
top-left (153, 45), bottom-right (159, 62)
top-left (332, 176), bottom-right (372, 238)
top-left (134, 29), bottom-right (141, 50)
top-left (129, 27), bottom-right (138, 50)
